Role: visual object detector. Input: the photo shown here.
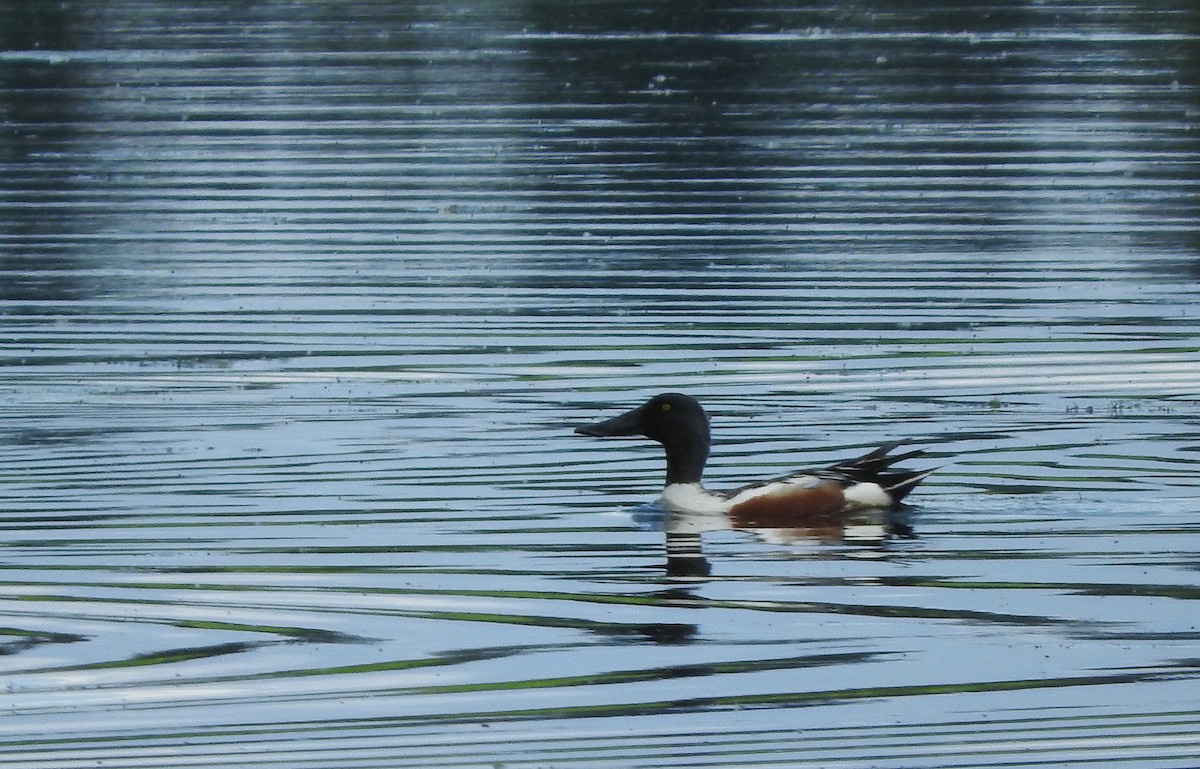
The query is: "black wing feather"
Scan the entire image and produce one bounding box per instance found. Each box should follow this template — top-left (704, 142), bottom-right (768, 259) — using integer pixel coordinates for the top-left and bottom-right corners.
top-left (818, 442), bottom-right (935, 503)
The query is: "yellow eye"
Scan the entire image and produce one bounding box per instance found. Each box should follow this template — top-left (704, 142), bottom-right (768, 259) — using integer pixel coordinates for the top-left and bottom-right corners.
top-left (661, 403), bottom-right (672, 412)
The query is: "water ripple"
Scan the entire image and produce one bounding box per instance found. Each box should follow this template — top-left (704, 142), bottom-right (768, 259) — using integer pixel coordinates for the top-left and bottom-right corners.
top-left (2, 1), bottom-right (1200, 767)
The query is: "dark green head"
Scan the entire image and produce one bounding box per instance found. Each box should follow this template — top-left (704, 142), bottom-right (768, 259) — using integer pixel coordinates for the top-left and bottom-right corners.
top-left (575, 393), bottom-right (711, 485)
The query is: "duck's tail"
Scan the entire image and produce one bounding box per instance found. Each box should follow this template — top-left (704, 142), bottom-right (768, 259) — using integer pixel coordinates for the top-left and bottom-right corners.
top-left (823, 441), bottom-right (936, 503)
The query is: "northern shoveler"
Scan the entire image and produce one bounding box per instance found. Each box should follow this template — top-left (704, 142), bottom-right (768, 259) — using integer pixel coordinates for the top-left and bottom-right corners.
top-left (575, 392), bottom-right (933, 524)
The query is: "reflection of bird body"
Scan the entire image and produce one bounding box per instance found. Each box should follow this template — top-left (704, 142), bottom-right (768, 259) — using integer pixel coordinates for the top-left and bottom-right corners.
top-left (576, 393), bottom-right (934, 528)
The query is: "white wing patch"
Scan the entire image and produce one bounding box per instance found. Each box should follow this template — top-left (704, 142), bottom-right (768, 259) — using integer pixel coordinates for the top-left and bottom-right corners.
top-left (727, 474), bottom-right (825, 504)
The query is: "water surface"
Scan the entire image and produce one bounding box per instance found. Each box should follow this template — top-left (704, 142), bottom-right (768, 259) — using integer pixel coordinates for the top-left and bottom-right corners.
top-left (2, 2), bottom-right (1199, 767)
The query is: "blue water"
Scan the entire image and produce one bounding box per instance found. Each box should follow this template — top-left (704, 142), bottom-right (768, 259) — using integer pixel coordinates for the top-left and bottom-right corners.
top-left (2, 2), bottom-right (1199, 767)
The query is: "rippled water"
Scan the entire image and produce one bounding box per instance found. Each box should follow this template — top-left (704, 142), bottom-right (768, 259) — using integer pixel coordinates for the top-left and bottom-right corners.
top-left (2, 2), bottom-right (1199, 767)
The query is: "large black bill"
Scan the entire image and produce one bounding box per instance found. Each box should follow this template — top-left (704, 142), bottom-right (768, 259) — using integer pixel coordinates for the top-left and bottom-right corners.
top-left (574, 405), bottom-right (646, 437)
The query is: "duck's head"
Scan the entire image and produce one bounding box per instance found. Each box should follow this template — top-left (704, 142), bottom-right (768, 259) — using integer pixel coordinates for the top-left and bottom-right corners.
top-left (575, 393), bottom-right (711, 485)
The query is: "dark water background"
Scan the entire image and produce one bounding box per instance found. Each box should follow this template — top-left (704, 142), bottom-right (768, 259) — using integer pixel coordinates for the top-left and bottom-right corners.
top-left (2, 2), bottom-right (1199, 767)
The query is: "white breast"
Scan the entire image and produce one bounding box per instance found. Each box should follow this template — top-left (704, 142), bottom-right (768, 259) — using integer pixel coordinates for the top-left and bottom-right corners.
top-left (660, 483), bottom-right (730, 514)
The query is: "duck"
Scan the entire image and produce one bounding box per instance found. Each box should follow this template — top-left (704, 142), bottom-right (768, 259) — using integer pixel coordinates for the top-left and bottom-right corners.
top-left (575, 392), bottom-right (933, 523)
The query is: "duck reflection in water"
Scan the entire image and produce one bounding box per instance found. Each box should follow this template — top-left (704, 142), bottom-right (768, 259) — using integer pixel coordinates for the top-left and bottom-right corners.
top-left (656, 504), bottom-right (917, 578)
top-left (575, 393), bottom-right (932, 576)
